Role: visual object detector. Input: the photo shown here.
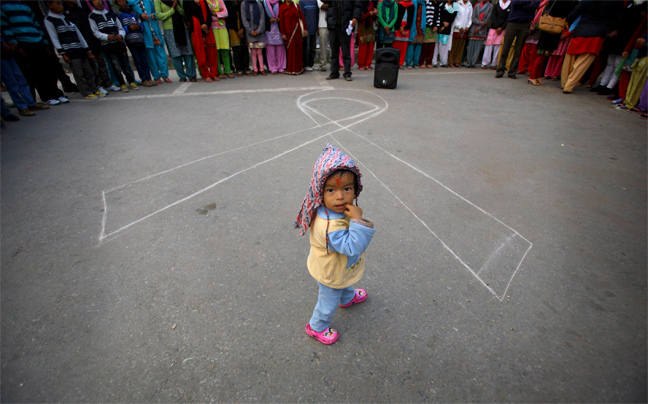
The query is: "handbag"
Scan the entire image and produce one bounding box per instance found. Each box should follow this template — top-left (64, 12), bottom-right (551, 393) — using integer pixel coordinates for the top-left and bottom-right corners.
top-left (538, 1), bottom-right (566, 35)
top-left (538, 14), bottom-right (566, 34)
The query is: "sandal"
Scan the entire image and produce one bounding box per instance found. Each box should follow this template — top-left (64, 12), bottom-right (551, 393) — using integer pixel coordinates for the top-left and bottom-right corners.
top-left (339, 289), bottom-right (367, 308)
top-left (228, 73), bottom-right (235, 78)
top-left (628, 107), bottom-right (642, 113)
top-left (261, 71), bottom-right (267, 76)
top-left (527, 79), bottom-right (541, 86)
top-left (205, 77), bottom-right (213, 82)
top-left (639, 113), bottom-right (648, 120)
top-left (305, 324), bottom-right (339, 344)
top-left (164, 77), bottom-right (172, 83)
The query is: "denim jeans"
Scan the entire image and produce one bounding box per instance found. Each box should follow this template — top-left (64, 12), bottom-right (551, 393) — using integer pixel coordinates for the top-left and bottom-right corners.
top-left (0, 57), bottom-right (37, 110)
top-left (309, 282), bottom-right (355, 332)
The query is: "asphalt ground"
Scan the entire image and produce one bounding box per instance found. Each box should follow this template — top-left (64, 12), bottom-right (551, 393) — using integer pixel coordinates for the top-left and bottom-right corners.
top-left (1, 66), bottom-right (646, 402)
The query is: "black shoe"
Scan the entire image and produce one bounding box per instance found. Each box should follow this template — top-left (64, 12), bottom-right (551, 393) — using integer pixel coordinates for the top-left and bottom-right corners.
top-left (326, 74), bottom-right (339, 80)
top-left (590, 85), bottom-right (602, 92)
top-left (597, 87), bottom-right (612, 95)
top-left (344, 76), bottom-right (352, 81)
top-left (508, 74), bottom-right (517, 79)
top-left (495, 70), bottom-right (504, 78)
top-left (2, 113), bottom-right (19, 122)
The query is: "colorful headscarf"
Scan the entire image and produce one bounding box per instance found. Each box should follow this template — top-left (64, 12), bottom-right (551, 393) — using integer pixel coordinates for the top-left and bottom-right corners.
top-left (294, 143), bottom-right (363, 236)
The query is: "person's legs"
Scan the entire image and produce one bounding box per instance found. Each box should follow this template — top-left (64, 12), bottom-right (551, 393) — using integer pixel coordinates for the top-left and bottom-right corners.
top-left (496, 24), bottom-right (518, 75)
top-left (563, 53), bottom-right (596, 93)
top-left (154, 44), bottom-right (169, 78)
top-left (309, 282), bottom-right (355, 332)
top-left (340, 28), bottom-right (352, 77)
top-left (0, 58), bottom-right (34, 110)
top-left (69, 58), bottom-right (92, 96)
top-left (131, 46), bottom-right (152, 82)
top-left (508, 25), bottom-right (530, 77)
top-left (318, 27), bottom-right (330, 70)
top-left (623, 56), bottom-right (648, 108)
top-left (529, 53), bottom-right (546, 80)
top-left (220, 49), bottom-right (231, 74)
top-left (329, 28), bottom-right (341, 77)
top-left (146, 47), bottom-right (162, 80)
top-left (172, 56), bottom-right (187, 79)
top-left (118, 50), bottom-right (137, 84)
top-left (184, 54), bottom-right (197, 79)
top-left (105, 50), bottom-right (126, 85)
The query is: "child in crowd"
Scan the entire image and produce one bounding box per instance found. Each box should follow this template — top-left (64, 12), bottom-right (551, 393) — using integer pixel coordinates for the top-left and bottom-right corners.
top-left (241, 0), bottom-right (267, 76)
top-left (129, 0), bottom-right (171, 83)
top-left (89, 0), bottom-right (139, 91)
top-left (44, 0), bottom-right (103, 100)
top-left (295, 143), bottom-right (375, 345)
top-left (264, 0), bottom-right (286, 74)
top-left (116, 0), bottom-right (155, 86)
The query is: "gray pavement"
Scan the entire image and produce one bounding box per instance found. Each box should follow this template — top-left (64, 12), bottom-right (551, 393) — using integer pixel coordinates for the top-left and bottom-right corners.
top-left (1, 67), bottom-right (646, 403)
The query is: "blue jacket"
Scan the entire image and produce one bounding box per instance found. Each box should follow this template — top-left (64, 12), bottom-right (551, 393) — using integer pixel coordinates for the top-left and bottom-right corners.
top-left (127, 0), bottom-right (164, 48)
top-left (506, 0), bottom-right (539, 24)
top-left (299, 0), bottom-right (319, 35)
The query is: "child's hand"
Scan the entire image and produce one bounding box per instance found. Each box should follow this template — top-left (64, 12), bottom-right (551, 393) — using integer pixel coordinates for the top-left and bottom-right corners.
top-left (117, 34), bottom-right (124, 42)
top-left (130, 23), bottom-right (140, 31)
top-left (344, 204), bottom-right (363, 220)
top-left (141, 12), bottom-right (149, 21)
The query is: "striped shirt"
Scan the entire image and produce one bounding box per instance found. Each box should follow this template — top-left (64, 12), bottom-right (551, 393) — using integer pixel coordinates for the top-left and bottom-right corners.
top-left (117, 10), bottom-right (144, 46)
top-left (0, 0), bottom-right (47, 44)
top-left (44, 12), bottom-right (89, 58)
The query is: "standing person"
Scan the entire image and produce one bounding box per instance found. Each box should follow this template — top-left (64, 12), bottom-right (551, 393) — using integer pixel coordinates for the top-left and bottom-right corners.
top-left (44, 0), bottom-right (104, 99)
top-left (0, 0), bottom-right (69, 105)
top-left (225, 0), bottom-right (249, 75)
top-left (241, 0), bottom-right (266, 75)
top-left (89, 0), bottom-right (139, 91)
top-left (495, 0), bottom-right (539, 79)
top-left (393, 0), bottom-right (413, 68)
top-left (431, 0), bottom-right (457, 68)
top-left (527, 0), bottom-right (576, 85)
top-left (295, 143), bottom-right (375, 346)
top-left (481, 0), bottom-right (510, 69)
top-left (591, 1), bottom-right (645, 96)
top-left (418, 0), bottom-right (439, 67)
top-left (0, 33), bottom-right (50, 116)
top-left (357, 0), bottom-right (377, 70)
top-left (265, 0), bottom-right (286, 74)
top-left (128, 0), bottom-right (171, 83)
top-left (620, 33), bottom-right (647, 111)
top-left (322, 0), bottom-right (363, 81)
top-left (184, 0), bottom-right (219, 81)
top-left (280, 0), bottom-right (307, 75)
top-left (404, 0), bottom-right (425, 68)
top-left (64, 0), bottom-right (113, 93)
top-left (207, 0), bottom-right (233, 79)
top-left (376, 0), bottom-right (397, 49)
top-left (465, 0), bottom-right (491, 68)
top-left (561, 0), bottom-right (622, 94)
top-left (154, 0), bottom-right (198, 82)
top-left (116, 0), bottom-right (155, 86)
top-left (300, 0), bottom-right (318, 71)
top-left (316, 0), bottom-right (329, 70)
top-left (448, 0), bottom-right (471, 67)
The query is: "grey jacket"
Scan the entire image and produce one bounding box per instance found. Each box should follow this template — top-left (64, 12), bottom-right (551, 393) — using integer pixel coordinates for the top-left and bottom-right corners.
top-left (241, 0), bottom-right (266, 43)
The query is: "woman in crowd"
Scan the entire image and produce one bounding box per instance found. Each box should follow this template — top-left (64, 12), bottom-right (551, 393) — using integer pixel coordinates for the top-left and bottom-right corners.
top-left (264, 0), bottom-right (286, 74)
top-left (481, 0), bottom-right (509, 69)
top-left (279, 0), bottom-right (307, 74)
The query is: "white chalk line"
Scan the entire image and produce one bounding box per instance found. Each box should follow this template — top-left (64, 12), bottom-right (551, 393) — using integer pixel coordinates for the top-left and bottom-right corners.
top-left (99, 85), bottom-right (333, 101)
top-left (172, 82), bottom-right (192, 95)
top-left (99, 89), bottom-right (386, 241)
top-left (302, 91), bottom-right (531, 301)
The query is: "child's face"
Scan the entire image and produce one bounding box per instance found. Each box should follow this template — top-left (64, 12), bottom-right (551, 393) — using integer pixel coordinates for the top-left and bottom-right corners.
top-left (116, 0), bottom-right (127, 9)
top-left (91, 0), bottom-right (104, 10)
top-left (47, 0), bottom-right (65, 14)
top-left (323, 171), bottom-right (356, 214)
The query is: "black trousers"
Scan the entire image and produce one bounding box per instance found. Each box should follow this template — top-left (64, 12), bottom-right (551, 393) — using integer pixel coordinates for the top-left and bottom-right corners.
top-left (329, 24), bottom-right (352, 78)
top-left (496, 21), bottom-right (530, 76)
top-left (14, 41), bottom-right (63, 102)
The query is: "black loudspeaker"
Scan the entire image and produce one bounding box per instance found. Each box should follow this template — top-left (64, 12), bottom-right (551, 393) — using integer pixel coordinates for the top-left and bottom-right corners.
top-left (374, 48), bottom-right (400, 89)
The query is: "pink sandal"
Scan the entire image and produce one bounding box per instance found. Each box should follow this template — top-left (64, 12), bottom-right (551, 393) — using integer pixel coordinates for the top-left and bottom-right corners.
top-left (339, 288), bottom-right (367, 308)
top-left (305, 324), bottom-right (339, 344)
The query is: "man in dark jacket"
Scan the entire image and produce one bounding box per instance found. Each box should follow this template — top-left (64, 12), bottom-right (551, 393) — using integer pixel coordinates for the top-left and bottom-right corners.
top-left (323, 0), bottom-right (365, 81)
top-left (495, 0), bottom-right (539, 79)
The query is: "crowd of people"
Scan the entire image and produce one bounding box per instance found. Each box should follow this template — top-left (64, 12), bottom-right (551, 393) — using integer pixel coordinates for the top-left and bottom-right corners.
top-left (1, 0), bottom-right (647, 126)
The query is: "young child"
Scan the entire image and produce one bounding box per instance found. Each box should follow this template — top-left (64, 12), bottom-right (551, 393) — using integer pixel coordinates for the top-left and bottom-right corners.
top-left (116, 0), bottom-right (154, 86)
top-left (44, 0), bottom-right (103, 99)
top-left (88, 0), bottom-right (139, 91)
top-left (295, 143), bottom-right (375, 345)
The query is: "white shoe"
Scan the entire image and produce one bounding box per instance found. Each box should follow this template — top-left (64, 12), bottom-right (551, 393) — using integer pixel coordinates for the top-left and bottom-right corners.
top-left (107, 85), bottom-right (121, 91)
top-left (46, 99), bottom-right (61, 105)
top-left (58, 96), bottom-right (69, 103)
top-left (305, 66), bottom-right (314, 71)
top-left (97, 86), bottom-right (108, 95)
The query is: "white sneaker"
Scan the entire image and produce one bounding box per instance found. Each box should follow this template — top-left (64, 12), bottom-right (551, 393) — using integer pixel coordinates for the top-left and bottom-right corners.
top-left (58, 96), bottom-right (69, 103)
top-left (107, 85), bottom-right (121, 91)
top-left (305, 66), bottom-right (314, 71)
top-left (97, 86), bottom-right (108, 95)
top-left (46, 99), bottom-right (61, 105)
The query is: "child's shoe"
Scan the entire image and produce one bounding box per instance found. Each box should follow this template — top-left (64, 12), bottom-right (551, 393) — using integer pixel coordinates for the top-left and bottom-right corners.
top-left (120, 84), bottom-right (129, 92)
top-left (46, 98), bottom-right (61, 105)
top-left (84, 94), bottom-right (98, 100)
top-left (339, 289), bottom-right (367, 308)
top-left (129, 82), bottom-right (139, 90)
top-left (95, 90), bottom-right (107, 97)
top-left (58, 96), bottom-right (69, 103)
top-left (305, 324), bottom-right (339, 345)
top-left (107, 85), bottom-right (121, 91)
top-left (97, 86), bottom-right (108, 96)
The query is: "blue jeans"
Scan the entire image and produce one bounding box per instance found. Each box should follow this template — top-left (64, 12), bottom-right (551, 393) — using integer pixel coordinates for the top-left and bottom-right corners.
top-left (0, 57), bottom-right (36, 110)
top-left (309, 282), bottom-right (355, 332)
